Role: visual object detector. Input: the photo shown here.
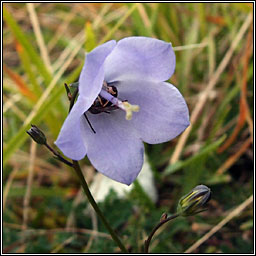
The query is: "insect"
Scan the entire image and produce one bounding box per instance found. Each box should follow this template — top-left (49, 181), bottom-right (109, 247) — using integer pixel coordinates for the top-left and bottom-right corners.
top-left (84, 82), bottom-right (119, 134)
top-left (88, 84), bottom-right (118, 114)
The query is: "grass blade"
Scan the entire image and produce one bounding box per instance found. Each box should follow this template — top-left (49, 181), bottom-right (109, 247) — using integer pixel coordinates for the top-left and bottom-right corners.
top-left (3, 5), bottom-right (52, 85)
top-left (164, 135), bottom-right (226, 176)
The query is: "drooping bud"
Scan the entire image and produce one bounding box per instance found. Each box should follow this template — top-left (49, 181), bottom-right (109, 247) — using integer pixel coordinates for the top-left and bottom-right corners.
top-left (177, 185), bottom-right (211, 216)
top-left (26, 124), bottom-right (47, 145)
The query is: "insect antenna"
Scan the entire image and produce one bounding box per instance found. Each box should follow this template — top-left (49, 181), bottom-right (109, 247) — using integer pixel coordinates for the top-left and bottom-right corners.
top-left (83, 113), bottom-right (96, 134)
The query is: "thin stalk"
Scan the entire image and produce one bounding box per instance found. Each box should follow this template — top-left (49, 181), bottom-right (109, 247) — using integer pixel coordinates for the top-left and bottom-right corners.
top-left (66, 83), bottom-right (127, 252)
top-left (44, 142), bottom-right (73, 167)
top-left (144, 213), bottom-right (180, 253)
top-left (72, 160), bottom-right (128, 253)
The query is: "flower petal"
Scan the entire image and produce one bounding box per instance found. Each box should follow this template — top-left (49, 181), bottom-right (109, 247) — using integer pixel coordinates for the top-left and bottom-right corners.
top-left (104, 36), bottom-right (175, 82)
top-left (55, 40), bottom-right (116, 160)
top-left (55, 96), bottom-right (90, 160)
top-left (79, 40), bottom-right (116, 106)
top-left (80, 111), bottom-right (144, 185)
top-left (115, 79), bottom-right (190, 144)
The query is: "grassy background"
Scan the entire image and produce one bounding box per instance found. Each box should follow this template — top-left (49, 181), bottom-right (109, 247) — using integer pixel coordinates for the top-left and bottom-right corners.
top-left (3, 3), bottom-right (253, 253)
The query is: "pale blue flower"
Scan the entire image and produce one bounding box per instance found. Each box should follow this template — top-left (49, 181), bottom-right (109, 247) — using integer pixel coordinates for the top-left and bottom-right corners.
top-left (55, 37), bottom-right (189, 185)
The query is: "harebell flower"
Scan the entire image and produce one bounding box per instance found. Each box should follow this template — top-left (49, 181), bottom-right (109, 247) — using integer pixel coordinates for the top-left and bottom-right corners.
top-left (55, 37), bottom-right (190, 185)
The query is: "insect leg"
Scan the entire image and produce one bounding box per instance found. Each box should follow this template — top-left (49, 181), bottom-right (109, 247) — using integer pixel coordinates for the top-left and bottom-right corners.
top-left (97, 96), bottom-right (104, 105)
top-left (83, 113), bottom-right (96, 134)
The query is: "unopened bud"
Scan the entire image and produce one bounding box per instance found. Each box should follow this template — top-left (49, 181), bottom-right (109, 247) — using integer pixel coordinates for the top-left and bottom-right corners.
top-left (177, 185), bottom-right (211, 216)
top-left (26, 124), bottom-right (47, 145)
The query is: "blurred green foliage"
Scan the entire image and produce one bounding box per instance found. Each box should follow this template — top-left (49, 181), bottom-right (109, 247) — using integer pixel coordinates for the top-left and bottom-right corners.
top-left (3, 2), bottom-right (253, 253)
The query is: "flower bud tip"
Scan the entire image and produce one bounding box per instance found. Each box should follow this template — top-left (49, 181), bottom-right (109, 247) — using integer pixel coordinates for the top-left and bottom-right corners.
top-left (26, 124), bottom-right (47, 145)
top-left (177, 185), bottom-right (211, 216)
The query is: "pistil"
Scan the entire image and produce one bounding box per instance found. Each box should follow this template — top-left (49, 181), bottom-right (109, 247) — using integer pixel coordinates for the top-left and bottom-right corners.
top-left (99, 88), bottom-right (139, 120)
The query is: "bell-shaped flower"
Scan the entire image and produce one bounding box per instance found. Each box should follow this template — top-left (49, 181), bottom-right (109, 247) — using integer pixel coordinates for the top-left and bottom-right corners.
top-left (55, 37), bottom-right (190, 185)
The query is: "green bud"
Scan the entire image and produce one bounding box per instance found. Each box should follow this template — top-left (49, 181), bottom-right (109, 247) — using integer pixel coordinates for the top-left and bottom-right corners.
top-left (177, 185), bottom-right (211, 216)
top-left (26, 124), bottom-right (47, 145)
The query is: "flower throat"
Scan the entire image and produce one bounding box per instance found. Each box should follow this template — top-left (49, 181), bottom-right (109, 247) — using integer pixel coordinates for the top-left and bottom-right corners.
top-left (84, 81), bottom-right (139, 134)
top-left (89, 82), bottom-right (119, 114)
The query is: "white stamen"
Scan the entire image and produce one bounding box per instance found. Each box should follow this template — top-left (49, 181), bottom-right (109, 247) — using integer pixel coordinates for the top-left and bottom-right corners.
top-left (122, 101), bottom-right (140, 120)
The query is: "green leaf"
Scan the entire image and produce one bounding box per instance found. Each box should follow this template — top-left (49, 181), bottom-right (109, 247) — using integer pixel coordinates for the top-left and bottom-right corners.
top-left (128, 3), bottom-right (151, 36)
top-left (99, 3), bottom-right (138, 44)
top-left (206, 174), bottom-right (231, 185)
top-left (16, 43), bottom-right (42, 97)
top-left (6, 186), bottom-right (69, 198)
top-left (164, 135), bottom-right (227, 176)
top-left (131, 180), bottom-right (155, 210)
top-left (3, 5), bottom-right (52, 85)
top-left (84, 22), bottom-right (96, 52)
top-left (3, 62), bottom-right (82, 170)
top-left (3, 85), bottom-right (63, 169)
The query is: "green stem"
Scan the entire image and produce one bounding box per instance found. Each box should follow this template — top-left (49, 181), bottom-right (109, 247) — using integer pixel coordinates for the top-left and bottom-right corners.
top-left (144, 213), bottom-right (180, 253)
top-left (72, 160), bottom-right (128, 253)
top-left (67, 84), bottom-right (127, 252)
top-left (44, 142), bottom-right (73, 167)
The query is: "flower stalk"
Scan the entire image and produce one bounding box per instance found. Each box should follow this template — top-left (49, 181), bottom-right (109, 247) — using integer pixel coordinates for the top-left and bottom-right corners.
top-left (26, 84), bottom-right (128, 253)
top-left (26, 125), bottom-right (73, 167)
top-left (144, 185), bottom-right (211, 253)
top-left (144, 213), bottom-right (180, 253)
top-left (67, 85), bottom-right (128, 253)
top-left (72, 160), bottom-right (128, 253)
